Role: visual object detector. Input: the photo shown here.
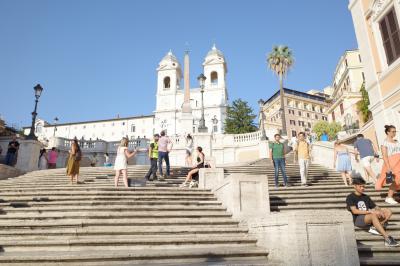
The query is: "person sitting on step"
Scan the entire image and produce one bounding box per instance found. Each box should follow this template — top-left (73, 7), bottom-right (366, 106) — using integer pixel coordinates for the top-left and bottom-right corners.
top-left (346, 177), bottom-right (399, 247)
top-left (180, 146), bottom-right (205, 188)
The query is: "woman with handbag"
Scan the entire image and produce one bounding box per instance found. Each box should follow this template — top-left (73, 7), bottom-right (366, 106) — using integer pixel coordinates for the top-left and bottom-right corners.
top-left (66, 139), bottom-right (82, 184)
top-left (376, 125), bottom-right (400, 205)
top-left (114, 137), bottom-right (137, 188)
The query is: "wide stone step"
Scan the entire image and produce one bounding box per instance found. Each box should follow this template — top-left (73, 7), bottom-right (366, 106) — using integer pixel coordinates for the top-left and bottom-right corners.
top-left (0, 217), bottom-right (239, 228)
top-left (0, 235), bottom-right (258, 252)
top-left (359, 257), bottom-right (400, 266)
top-left (0, 226), bottom-right (247, 237)
top-left (0, 246), bottom-right (269, 265)
top-left (0, 210), bottom-right (232, 220)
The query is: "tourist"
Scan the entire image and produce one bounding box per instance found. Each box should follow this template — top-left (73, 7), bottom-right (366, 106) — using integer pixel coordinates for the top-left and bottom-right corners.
top-left (114, 137), bottom-right (137, 188)
top-left (104, 153), bottom-right (111, 167)
top-left (38, 149), bottom-right (48, 170)
top-left (185, 134), bottom-right (194, 167)
top-left (158, 130), bottom-right (173, 180)
top-left (293, 132), bottom-right (311, 187)
top-left (333, 140), bottom-right (353, 186)
top-left (145, 134), bottom-right (159, 181)
top-left (66, 139), bottom-right (82, 184)
top-left (5, 135), bottom-right (19, 166)
top-left (376, 125), bottom-right (400, 205)
top-left (47, 147), bottom-right (58, 169)
top-left (89, 153), bottom-right (98, 167)
top-left (269, 134), bottom-right (288, 188)
top-left (354, 134), bottom-right (380, 184)
top-left (180, 146), bottom-right (205, 188)
top-left (320, 131), bottom-right (329, 141)
top-left (346, 177), bottom-right (399, 247)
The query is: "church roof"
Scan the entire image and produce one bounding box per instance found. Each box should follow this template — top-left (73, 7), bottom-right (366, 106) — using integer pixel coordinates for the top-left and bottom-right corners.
top-left (160, 50), bottom-right (179, 64)
top-left (205, 44), bottom-right (225, 59)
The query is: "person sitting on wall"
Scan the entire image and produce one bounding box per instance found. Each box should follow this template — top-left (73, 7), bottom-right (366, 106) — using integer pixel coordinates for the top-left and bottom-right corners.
top-left (179, 146), bottom-right (205, 188)
top-left (346, 177), bottom-right (399, 247)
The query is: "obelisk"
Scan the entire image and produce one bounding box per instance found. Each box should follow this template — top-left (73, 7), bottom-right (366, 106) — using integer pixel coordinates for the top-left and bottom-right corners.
top-left (180, 50), bottom-right (194, 134)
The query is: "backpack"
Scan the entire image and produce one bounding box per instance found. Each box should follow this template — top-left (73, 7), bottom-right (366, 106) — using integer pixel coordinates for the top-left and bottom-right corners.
top-left (75, 150), bottom-right (82, 162)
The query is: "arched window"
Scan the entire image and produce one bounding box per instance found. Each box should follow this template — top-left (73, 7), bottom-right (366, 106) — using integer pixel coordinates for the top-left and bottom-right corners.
top-left (210, 71), bottom-right (218, 85)
top-left (163, 77), bottom-right (170, 89)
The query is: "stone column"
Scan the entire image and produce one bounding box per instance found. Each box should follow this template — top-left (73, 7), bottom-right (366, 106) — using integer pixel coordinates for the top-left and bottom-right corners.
top-left (193, 133), bottom-right (212, 158)
top-left (15, 139), bottom-right (43, 172)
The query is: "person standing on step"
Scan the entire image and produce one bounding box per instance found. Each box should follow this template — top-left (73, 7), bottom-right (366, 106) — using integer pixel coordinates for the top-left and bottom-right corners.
top-left (346, 177), bottom-right (399, 247)
top-left (103, 153), bottom-right (111, 167)
top-left (269, 134), bottom-right (288, 188)
top-left (354, 134), bottom-right (380, 184)
top-left (293, 132), bottom-right (311, 187)
top-left (5, 135), bottom-right (19, 166)
top-left (47, 147), bottom-right (58, 169)
top-left (114, 137), bottom-right (137, 188)
top-left (185, 134), bottom-right (194, 167)
top-left (66, 139), bottom-right (82, 184)
top-left (333, 140), bottom-right (353, 186)
top-left (38, 149), bottom-right (48, 170)
top-left (158, 130), bottom-right (173, 180)
top-left (376, 125), bottom-right (400, 205)
top-left (180, 146), bottom-right (205, 188)
top-left (145, 134), bottom-right (159, 181)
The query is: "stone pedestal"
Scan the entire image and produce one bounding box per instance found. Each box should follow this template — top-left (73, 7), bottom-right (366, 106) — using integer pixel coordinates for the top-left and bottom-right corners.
top-left (245, 211), bottom-right (360, 266)
top-left (258, 140), bottom-right (269, 159)
top-left (15, 140), bottom-right (43, 172)
top-left (193, 133), bottom-right (212, 158)
top-left (179, 112), bottom-right (194, 136)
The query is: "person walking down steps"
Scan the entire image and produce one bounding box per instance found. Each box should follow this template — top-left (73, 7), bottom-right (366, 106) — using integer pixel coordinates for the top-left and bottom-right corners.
top-left (66, 139), bottom-right (82, 184)
top-left (145, 134), bottom-right (160, 181)
top-left (114, 137), bottom-right (137, 188)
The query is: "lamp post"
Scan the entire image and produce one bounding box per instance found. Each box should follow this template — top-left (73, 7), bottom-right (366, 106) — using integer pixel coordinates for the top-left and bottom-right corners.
top-left (258, 99), bottom-right (267, 140)
top-left (26, 84), bottom-right (43, 140)
top-left (53, 117), bottom-right (59, 137)
top-left (197, 73), bottom-right (208, 133)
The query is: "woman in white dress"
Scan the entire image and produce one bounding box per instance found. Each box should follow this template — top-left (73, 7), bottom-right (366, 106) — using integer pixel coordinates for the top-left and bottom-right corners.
top-left (38, 149), bottom-right (48, 170)
top-left (114, 138), bottom-right (137, 188)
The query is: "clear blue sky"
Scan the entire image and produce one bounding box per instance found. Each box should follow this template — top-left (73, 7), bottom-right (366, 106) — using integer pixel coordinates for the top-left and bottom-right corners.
top-left (0, 0), bottom-right (357, 128)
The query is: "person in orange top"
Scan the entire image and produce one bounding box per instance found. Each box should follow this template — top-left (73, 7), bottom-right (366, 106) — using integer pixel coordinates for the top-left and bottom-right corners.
top-left (376, 125), bottom-right (400, 205)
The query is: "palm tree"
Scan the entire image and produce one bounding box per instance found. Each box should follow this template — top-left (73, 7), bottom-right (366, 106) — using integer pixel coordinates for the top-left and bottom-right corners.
top-left (267, 45), bottom-right (294, 136)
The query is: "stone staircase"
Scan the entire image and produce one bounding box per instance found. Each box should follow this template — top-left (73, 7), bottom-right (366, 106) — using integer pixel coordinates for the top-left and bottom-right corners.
top-left (0, 166), bottom-right (270, 265)
top-left (225, 160), bottom-right (400, 266)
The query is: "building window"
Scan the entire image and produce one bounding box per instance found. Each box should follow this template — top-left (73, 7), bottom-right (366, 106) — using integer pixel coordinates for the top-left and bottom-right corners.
top-left (340, 103), bottom-right (344, 115)
top-left (290, 120), bottom-right (296, 125)
top-left (163, 76), bottom-right (171, 89)
top-left (332, 112), bottom-right (336, 121)
top-left (345, 59), bottom-right (348, 67)
top-left (379, 8), bottom-right (400, 65)
top-left (210, 71), bottom-right (218, 85)
top-left (292, 130), bottom-right (297, 137)
top-left (312, 105), bottom-right (315, 112)
top-left (346, 77), bottom-right (350, 86)
top-left (308, 122), bottom-right (311, 128)
top-left (307, 113), bottom-right (310, 118)
top-left (298, 111), bottom-right (302, 116)
top-left (358, 54), bottom-right (362, 62)
top-left (315, 114), bottom-right (318, 119)
top-left (131, 125), bottom-right (136, 132)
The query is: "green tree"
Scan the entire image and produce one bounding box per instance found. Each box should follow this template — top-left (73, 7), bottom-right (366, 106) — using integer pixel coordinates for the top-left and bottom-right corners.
top-left (224, 99), bottom-right (257, 134)
top-left (313, 121), bottom-right (342, 140)
top-left (356, 82), bottom-right (372, 123)
top-left (267, 45), bottom-right (294, 136)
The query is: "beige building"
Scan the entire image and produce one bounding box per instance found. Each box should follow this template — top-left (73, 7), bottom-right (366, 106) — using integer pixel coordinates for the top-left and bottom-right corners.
top-left (349, 0), bottom-right (400, 145)
top-left (260, 88), bottom-right (329, 137)
top-left (327, 50), bottom-right (365, 129)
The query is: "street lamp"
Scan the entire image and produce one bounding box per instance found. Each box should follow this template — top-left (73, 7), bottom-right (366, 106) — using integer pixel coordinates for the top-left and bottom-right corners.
top-left (197, 73), bottom-right (208, 133)
top-left (26, 84), bottom-right (43, 140)
top-left (258, 99), bottom-right (267, 140)
top-left (53, 117), bottom-right (59, 137)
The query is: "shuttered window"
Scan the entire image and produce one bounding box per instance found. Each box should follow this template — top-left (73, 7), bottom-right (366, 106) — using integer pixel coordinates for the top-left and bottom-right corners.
top-left (379, 8), bottom-right (400, 65)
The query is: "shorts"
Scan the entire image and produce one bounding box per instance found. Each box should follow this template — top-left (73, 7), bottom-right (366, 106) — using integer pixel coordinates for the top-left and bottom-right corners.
top-left (354, 215), bottom-right (369, 228)
top-left (185, 149), bottom-right (192, 156)
top-left (361, 156), bottom-right (374, 167)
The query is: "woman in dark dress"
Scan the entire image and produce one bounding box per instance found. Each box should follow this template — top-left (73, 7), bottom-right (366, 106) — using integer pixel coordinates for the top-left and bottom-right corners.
top-left (180, 146), bottom-right (205, 188)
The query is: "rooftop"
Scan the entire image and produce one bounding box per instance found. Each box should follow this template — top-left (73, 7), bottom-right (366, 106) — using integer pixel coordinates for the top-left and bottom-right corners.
top-left (262, 88), bottom-right (327, 106)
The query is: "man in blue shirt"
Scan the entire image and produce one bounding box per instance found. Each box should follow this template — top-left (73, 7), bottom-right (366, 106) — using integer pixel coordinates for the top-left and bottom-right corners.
top-left (354, 134), bottom-right (380, 184)
top-left (320, 131), bottom-right (329, 141)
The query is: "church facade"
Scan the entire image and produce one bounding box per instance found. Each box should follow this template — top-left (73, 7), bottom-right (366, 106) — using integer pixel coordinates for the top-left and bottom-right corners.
top-left (24, 45), bottom-right (228, 142)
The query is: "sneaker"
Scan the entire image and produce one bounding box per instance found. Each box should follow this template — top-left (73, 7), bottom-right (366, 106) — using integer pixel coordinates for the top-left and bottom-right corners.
top-left (384, 236), bottom-right (400, 247)
top-left (301, 183), bottom-right (309, 187)
top-left (179, 182), bottom-right (188, 188)
top-left (385, 197), bottom-right (398, 205)
top-left (383, 222), bottom-right (389, 229)
top-left (189, 181), bottom-right (198, 188)
top-left (368, 226), bottom-right (381, 236)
